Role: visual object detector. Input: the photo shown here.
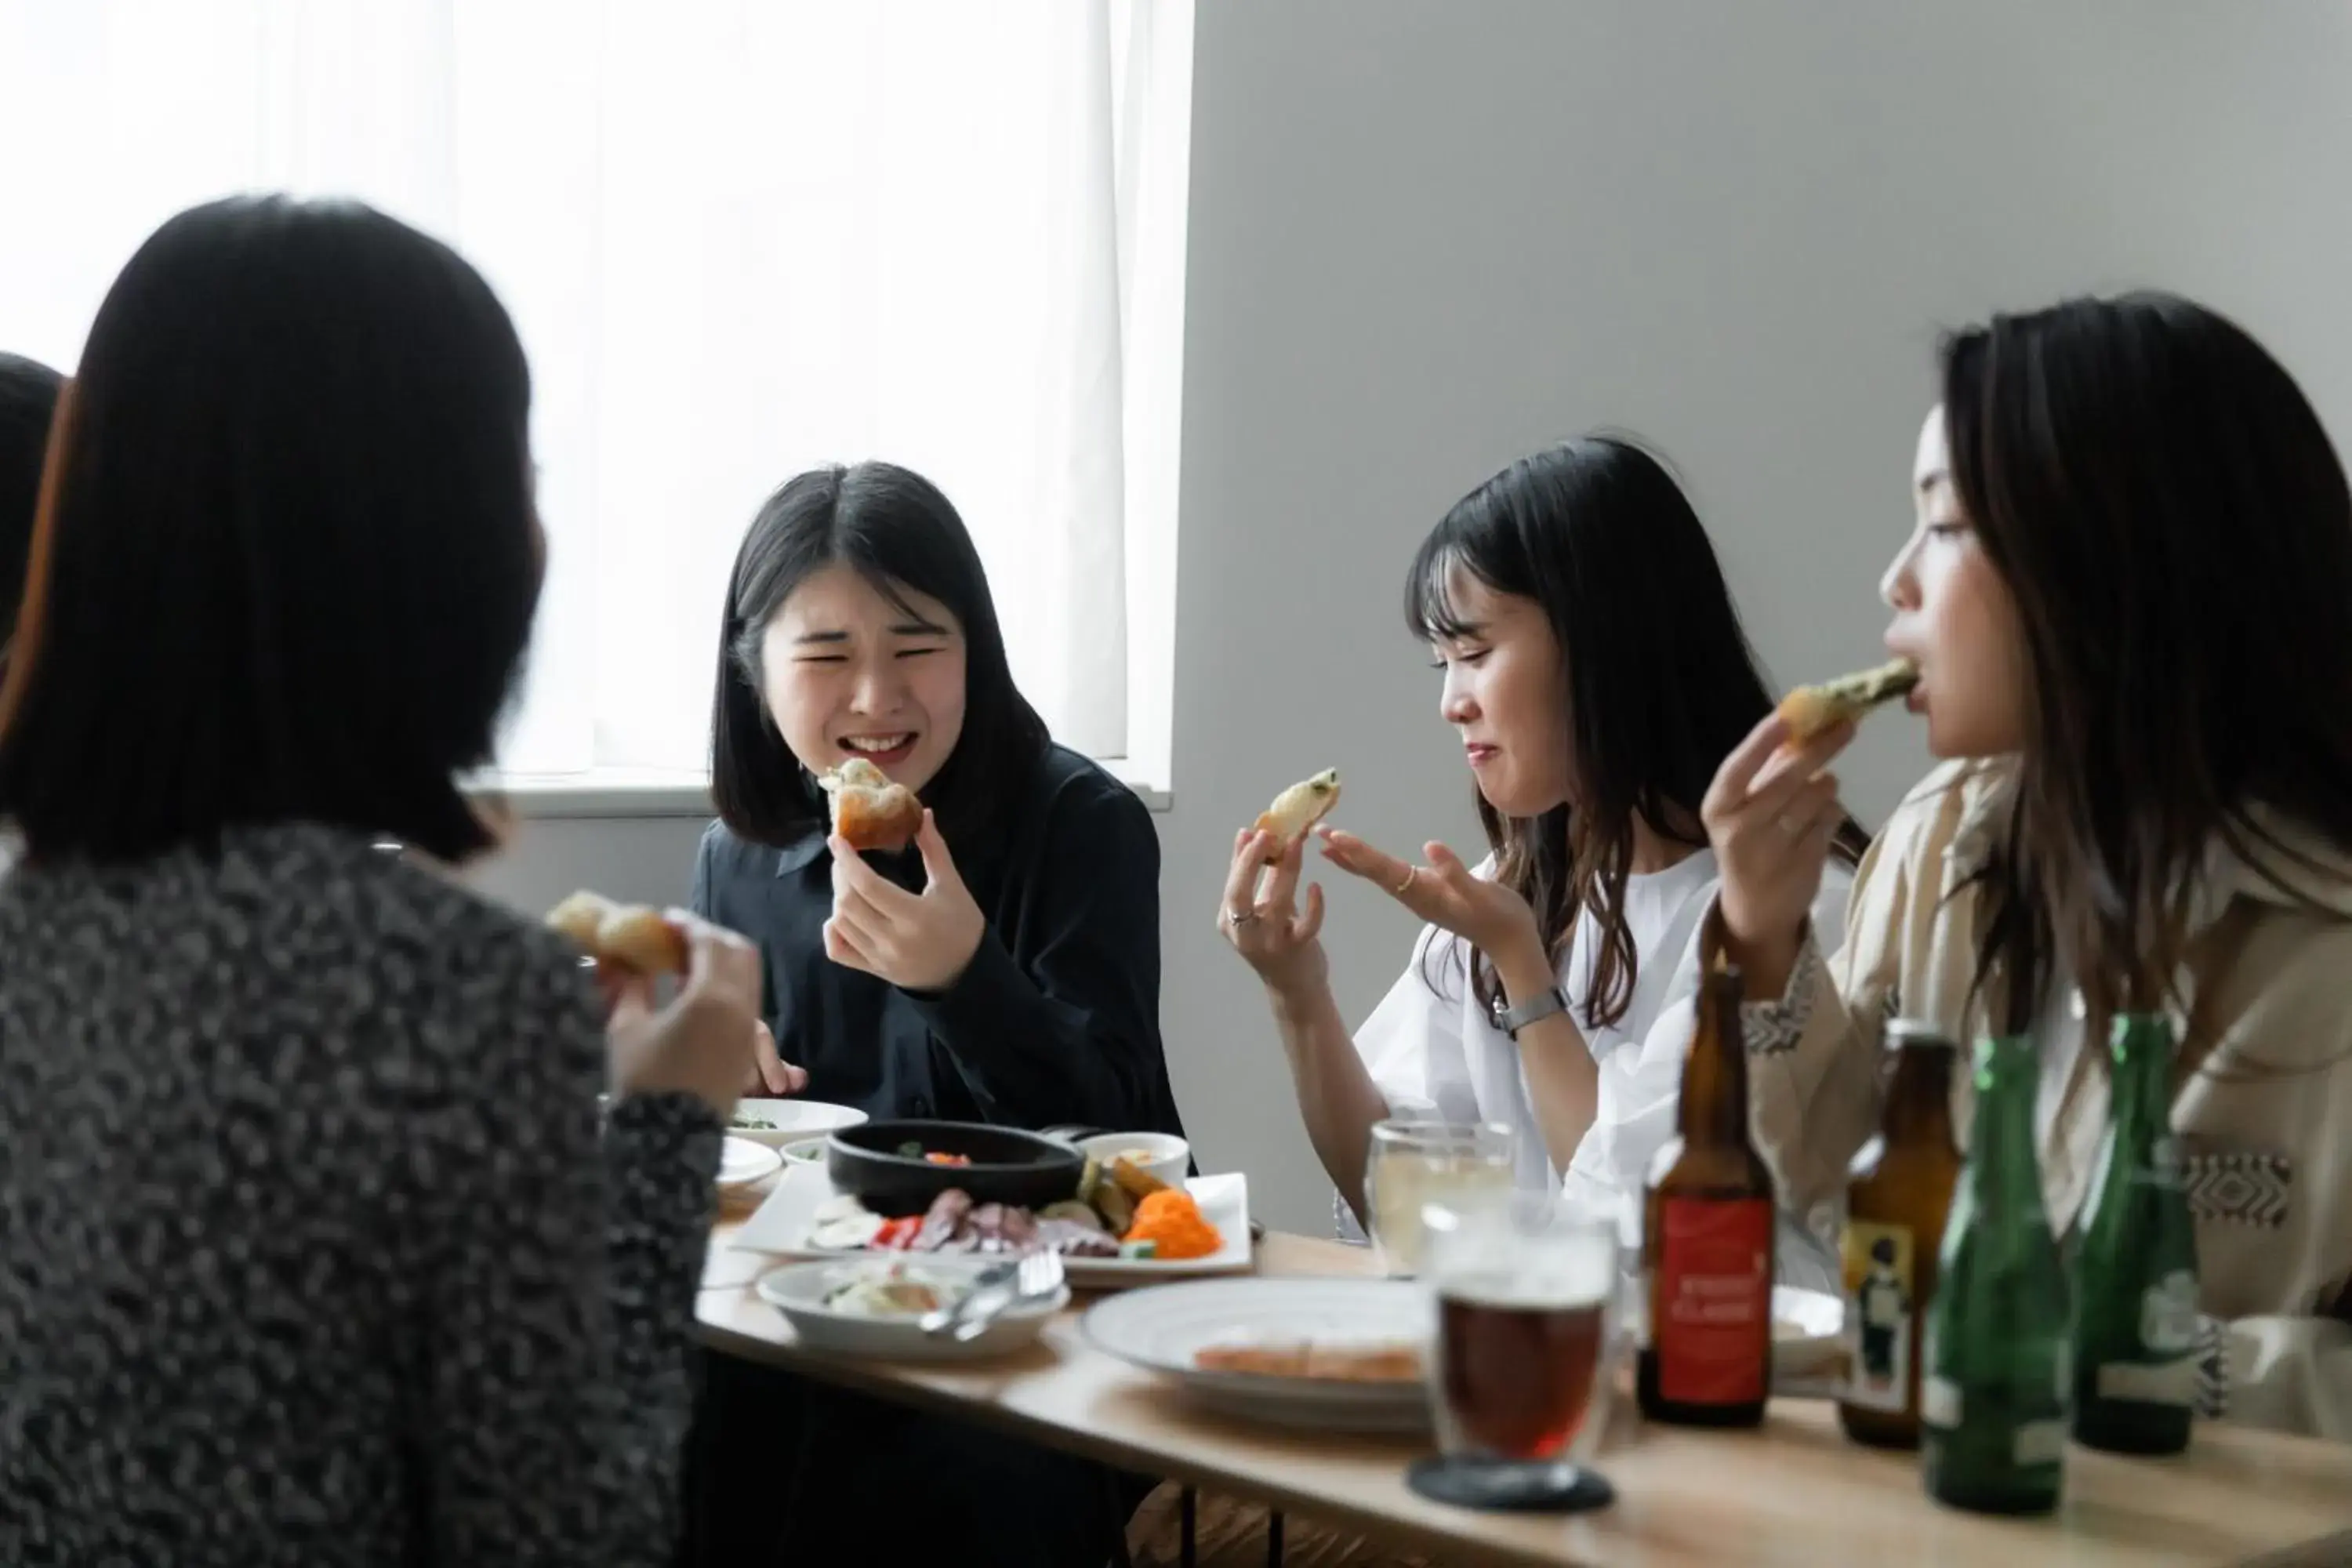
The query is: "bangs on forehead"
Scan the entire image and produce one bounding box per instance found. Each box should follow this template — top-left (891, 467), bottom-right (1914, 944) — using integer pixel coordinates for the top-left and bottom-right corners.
top-left (1405, 542), bottom-right (1490, 643)
top-left (855, 562), bottom-right (955, 633)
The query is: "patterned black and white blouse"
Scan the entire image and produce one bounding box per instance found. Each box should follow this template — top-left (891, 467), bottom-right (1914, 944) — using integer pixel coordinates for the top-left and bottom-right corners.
top-left (0, 822), bottom-right (721, 1566)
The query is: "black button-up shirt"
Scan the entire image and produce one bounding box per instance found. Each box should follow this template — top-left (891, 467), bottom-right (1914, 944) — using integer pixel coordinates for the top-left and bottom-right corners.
top-left (688, 745), bottom-right (1185, 1138)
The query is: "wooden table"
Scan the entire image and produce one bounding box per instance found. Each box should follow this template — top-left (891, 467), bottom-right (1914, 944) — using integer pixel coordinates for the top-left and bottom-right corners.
top-left (697, 1213), bottom-right (2352, 1568)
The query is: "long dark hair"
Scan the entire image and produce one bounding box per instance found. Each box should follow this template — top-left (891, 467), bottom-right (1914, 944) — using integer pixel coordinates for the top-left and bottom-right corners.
top-left (710, 461), bottom-right (1048, 848)
top-left (1406, 436), bottom-right (1868, 1025)
top-left (1944, 292), bottom-right (2352, 1033)
top-left (0, 197), bottom-right (539, 863)
top-left (0, 352), bottom-right (64, 649)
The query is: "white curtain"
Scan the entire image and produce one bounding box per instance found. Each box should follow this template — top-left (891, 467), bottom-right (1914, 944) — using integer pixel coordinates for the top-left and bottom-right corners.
top-left (0, 0), bottom-right (1187, 775)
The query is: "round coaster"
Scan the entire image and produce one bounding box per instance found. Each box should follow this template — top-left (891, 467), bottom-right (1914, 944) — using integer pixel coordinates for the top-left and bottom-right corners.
top-left (1406, 1455), bottom-right (1616, 1513)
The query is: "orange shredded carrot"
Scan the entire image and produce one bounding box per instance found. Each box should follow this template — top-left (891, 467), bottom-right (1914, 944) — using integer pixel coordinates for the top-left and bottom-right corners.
top-left (1123, 1190), bottom-right (1221, 1260)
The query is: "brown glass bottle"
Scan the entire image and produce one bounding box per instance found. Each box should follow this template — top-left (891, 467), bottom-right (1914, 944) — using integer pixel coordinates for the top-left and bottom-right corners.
top-left (1638, 964), bottom-right (1777, 1427)
top-left (1836, 1022), bottom-right (1963, 1448)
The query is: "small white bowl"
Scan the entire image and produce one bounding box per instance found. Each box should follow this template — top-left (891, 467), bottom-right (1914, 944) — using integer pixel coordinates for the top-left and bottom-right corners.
top-left (1077, 1131), bottom-right (1190, 1190)
top-left (755, 1258), bottom-right (1068, 1361)
top-left (727, 1099), bottom-right (869, 1149)
top-left (717, 1136), bottom-right (785, 1189)
top-left (777, 1134), bottom-right (833, 1167)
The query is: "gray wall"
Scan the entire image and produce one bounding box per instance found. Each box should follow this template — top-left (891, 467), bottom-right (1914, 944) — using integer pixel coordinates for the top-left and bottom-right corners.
top-left (473, 2), bottom-right (2352, 1232)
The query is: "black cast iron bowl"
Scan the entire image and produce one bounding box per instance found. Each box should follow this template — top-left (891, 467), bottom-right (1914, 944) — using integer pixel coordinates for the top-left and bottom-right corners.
top-left (826, 1119), bottom-right (1089, 1219)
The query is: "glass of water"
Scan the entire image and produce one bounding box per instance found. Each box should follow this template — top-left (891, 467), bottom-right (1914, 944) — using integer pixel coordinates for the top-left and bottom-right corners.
top-left (1363, 1118), bottom-right (1513, 1276)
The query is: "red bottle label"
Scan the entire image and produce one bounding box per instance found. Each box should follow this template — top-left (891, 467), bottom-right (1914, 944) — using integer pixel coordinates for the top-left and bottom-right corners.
top-left (1656, 1197), bottom-right (1773, 1406)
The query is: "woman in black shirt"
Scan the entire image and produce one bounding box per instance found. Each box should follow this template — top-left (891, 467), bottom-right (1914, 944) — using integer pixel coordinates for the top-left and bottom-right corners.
top-left (690, 460), bottom-right (1183, 1137)
top-left (681, 462), bottom-right (1182, 1566)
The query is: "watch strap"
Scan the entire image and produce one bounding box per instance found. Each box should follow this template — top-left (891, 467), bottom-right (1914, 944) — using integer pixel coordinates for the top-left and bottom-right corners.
top-left (1497, 985), bottom-right (1569, 1040)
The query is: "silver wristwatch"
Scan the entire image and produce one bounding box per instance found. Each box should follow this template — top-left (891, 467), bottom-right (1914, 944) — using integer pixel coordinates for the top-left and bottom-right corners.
top-left (1495, 985), bottom-right (1569, 1040)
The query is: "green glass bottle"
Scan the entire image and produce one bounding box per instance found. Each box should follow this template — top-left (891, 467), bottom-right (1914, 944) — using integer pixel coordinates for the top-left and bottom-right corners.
top-left (1920, 1035), bottom-right (2072, 1515)
top-left (2071, 1012), bottom-right (2199, 1454)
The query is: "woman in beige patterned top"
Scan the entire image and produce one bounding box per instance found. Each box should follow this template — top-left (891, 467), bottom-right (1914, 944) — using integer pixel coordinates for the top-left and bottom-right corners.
top-left (1699, 292), bottom-right (2352, 1441)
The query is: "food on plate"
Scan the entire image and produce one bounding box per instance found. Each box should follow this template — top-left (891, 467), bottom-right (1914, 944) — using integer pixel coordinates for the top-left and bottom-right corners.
top-left (1088, 1175), bottom-right (1135, 1236)
top-left (894, 1188), bottom-right (1122, 1258)
top-left (804, 1167), bottom-right (1225, 1264)
top-left (818, 757), bottom-right (924, 853)
top-left (1192, 1340), bottom-right (1425, 1383)
top-left (1122, 1190), bottom-right (1222, 1261)
top-left (1037, 1200), bottom-right (1111, 1232)
top-left (819, 1259), bottom-right (969, 1319)
top-left (1072, 1149), bottom-right (1174, 1240)
top-left (1252, 768), bottom-right (1341, 856)
top-left (733, 1112), bottom-right (780, 1131)
top-left (1777, 657), bottom-right (1919, 742)
top-left (809, 1195), bottom-right (888, 1251)
top-left (870, 1214), bottom-right (926, 1250)
top-left (546, 891), bottom-right (688, 975)
top-left (1106, 1156), bottom-right (1173, 1202)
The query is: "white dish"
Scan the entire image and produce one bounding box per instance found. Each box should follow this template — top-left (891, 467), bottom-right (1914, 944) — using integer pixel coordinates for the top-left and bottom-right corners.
top-left (1076, 1130), bottom-right (1189, 1190)
top-left (1772, 1284), bottom-right (1844, 1379)
top-left (1085, 1278), bottom-right (1432, 1433)
top-left (727, 1099), bottom-right (868, 1148)
top-left (755, 1257), bottom-right (1068, 1361)
top-left (733, 1165), bottom-right (1254, 1288)
top-left (717, 1137), bottom-right (785, 1189)
top-left (777, 1134), bottom-right (832, 1167)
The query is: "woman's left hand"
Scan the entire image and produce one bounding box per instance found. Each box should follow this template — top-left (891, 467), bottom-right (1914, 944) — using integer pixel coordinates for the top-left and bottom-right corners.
top-left (1318, 827), bottom-right (1547, 974)
top-left (824, 810), bottom-right (987, 993)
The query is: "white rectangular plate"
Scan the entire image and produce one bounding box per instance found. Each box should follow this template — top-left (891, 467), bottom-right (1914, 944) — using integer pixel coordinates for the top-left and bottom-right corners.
top-left (733, 1166), bottom-right (1254, 1288)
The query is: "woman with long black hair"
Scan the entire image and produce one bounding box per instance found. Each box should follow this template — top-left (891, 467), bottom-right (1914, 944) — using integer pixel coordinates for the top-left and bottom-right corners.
top-left (1706, 292), bottom-right (2352, 1438)
top-left (1222, 436), bottom-right (1864, 1279)
top-left (682, 460), bottom-right (1184, 1566)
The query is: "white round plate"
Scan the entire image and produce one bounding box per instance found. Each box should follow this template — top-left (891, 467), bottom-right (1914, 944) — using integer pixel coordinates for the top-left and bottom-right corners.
top-left (727, 1099), bottom-right (869, 1148)
top-left (1084, 1278), bottom-right (1432, 1433)
top-left (1773, 1285), bottom-right (1844, 1379)
top-left (755, 1258), bottom-right (1068, 1362)
top-left (717, 1136), bottom-right (785, 1188)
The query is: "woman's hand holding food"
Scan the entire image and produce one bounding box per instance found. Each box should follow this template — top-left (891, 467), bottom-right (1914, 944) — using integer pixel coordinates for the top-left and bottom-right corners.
top-left (1700, 713), bottom-right (1854, 999)
top-left (604, 912), bottom-right (767, 1116)
top-left (822, 810), bottom-right (986, 993)
top-left (1218, 828), bottom-right (1330, 997)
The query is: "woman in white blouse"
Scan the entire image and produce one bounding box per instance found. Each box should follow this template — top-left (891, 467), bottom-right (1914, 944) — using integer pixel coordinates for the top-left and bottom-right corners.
top-left (1219, 437), bottom-right (1861, 1283)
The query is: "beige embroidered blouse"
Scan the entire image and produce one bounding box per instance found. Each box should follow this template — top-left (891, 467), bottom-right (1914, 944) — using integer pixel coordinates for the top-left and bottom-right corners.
top-left (1734, 758), bottom-right (2352, 1440)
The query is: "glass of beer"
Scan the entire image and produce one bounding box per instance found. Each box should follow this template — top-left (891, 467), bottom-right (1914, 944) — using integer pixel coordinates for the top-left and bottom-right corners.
top-left (1363, 1118), bottom-right (1513, 1277)
top-left (1410, 1189), bottom-right (1620, 1512)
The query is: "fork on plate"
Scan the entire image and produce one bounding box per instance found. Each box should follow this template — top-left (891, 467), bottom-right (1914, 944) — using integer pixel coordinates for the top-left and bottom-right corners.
top-left (924, 1249), bottom-right (1065, 1342)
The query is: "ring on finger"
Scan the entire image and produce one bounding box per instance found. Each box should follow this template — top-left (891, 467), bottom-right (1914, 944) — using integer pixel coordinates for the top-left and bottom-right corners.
top-left (1392, 866), bottom-right (1417, 896)
top-left (1225, 907), bottom-right (1259, 927)
top-left (1774, 814), bottom-right (1804, 838)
